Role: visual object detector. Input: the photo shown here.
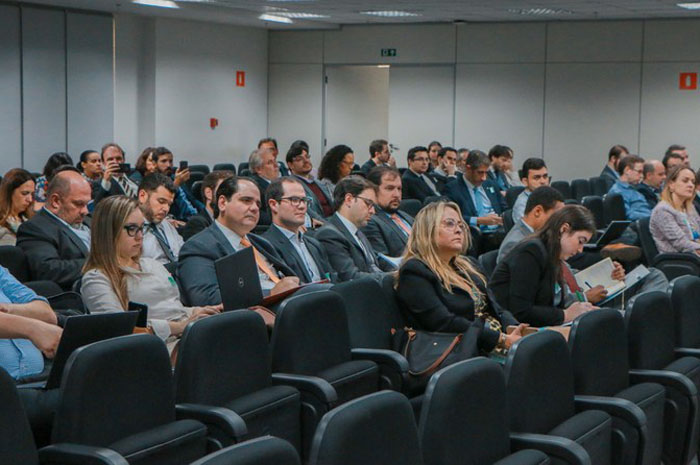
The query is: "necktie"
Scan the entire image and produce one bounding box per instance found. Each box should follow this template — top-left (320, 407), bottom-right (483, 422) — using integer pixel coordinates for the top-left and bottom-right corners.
top-left (422, 174), bottom-right (439, 195)
top-left (391, 213), bottom-right (412, 237)
top-left (473, 187), bottom-right (485, 216)
top-left (117, 176), bottom-right (137, 198)
top-left (240, 236), bottom-right (281, 283)
top-left (149, 223), bottom-right (175, 263)
top-left (356, 230), bottom-right (381, 272)
top-left (296, 234), bottom-right (316, 281)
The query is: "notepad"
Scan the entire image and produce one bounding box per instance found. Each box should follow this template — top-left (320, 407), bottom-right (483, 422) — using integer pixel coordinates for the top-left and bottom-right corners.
top-left (574, 258), bottom-right (626, 297)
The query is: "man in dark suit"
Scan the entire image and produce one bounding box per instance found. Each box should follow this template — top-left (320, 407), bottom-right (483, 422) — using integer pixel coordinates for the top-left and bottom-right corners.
top-left (181, 170), bottom-right (234, 241)
top-left (444, 150), bottom-right (506, 253)
top-left (601, 144), bottom-right (628, 184)
top-left (262, 177), bottom-right (336, 283)
top-left (316, 176), bottom-right (390, 282)
top-left (362, 166), bottom-right (414, 258)
top-left (486, 145), bottom-right (514, 194)
top-left (401, 146), bottom-right (443, 202)
top-left (17, 169), bottom-right (92, 290)
top-left (258, 137), bottom-right (289, 177)
top-left (178, 177), bottom-right (298, 307)
top-left (360, 139), bottom-right (395, 175)
top-left (92, 142), bottom-right (139, 205)
top-left (285, 143), bottom-right (333, 221)
top-left (636, 160), bottom-right (665, 210)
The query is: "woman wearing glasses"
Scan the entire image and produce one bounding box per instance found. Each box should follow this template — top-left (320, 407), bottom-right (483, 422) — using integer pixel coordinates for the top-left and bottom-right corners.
top-left (317, 144), bottom-right (355, 193)
top-left (395, 201), bottom-right (526, 355)
top-left (81, 195), bottom-right (220, 353)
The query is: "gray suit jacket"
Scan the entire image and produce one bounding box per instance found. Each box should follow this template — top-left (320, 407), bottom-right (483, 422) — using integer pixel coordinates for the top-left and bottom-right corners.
top-left (178, 223), bottom-right (295, 306)
top-left (262, 225), bottom-right (337, 283)
top-left (361, 209), bottom-right (414, 257)
top-left (294, 175), bottom-right (334, 220)
top-left (497, 219), bottom-right (535, 264)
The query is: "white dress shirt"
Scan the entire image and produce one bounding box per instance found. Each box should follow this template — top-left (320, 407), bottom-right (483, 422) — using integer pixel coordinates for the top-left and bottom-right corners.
top-left (142, 219), bottom-right (184, 265)
top-left (273, 224), bottom-right (321, 282)
top-left (43, 207), bottom-right (91, 250)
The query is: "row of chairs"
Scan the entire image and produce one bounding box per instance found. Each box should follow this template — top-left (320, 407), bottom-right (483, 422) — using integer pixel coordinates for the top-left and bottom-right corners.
top-left (551, 176), bottom-right (615, 202)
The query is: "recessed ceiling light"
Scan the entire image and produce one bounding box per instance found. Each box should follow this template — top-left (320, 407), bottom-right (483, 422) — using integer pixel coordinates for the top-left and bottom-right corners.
top-left (274, 11), bottom-right (329, 19)
top-left (678, 2), bottom-right (700, 9)
top-left (359, 10), bottom-right (421, 18)
top-left (259, 13), bottom-right (294, 23)
top-left (133, 0), bottom-right (179, 8)
top-left (508, 7), bottom-right (573, 15)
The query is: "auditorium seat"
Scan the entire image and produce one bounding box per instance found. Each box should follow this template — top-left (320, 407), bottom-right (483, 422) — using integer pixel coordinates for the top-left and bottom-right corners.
top-left (192, 181), bottom-right (203, 203)
top-left (570, 179), bottom-right (591, 202)
top-left (308, 391), bottom-right (423, 465)
top-left (418, 358), bottom-right (550, 465)
top-left (189, 164), bottom-right (210, 175)
top-left (668, 275), bottom-right (700, 349)
top-left (568, 309), bottom-right (665, 465)
top-left (637, 217), bottom-right (700, 280)
top-left (503, 208), bottom-right (514, 233)
top-left (478, 249), bottom-right (499, 279)
top-left (551, 180), bottom-right (572, 200)
top-left (0, 245), bottom-right (30, 282)
top-left (603, 193), bottom-right (626, 225)
top-left (186, 171), bottom-right (205, 189)
top-left (422, 195), bottom-right (447, 207)
top-left (581, 196), bottom-right (605, 230)
top-left (505, 331), bottom-right (613, 465)
top-left (52, 334), bottom-right (247, 465)
top-left (190, 436), bottom-right (300, 465)
top-left (175, 311), bottom-right (302, 454)
top-left (399, 199), bottom-right (422, 217)
top-left (212, 163), bottom-right (236, 174)
top-left (237, 162), bottom-right (249, 174)
top-left (625, 292), bottom-right (700, 465)
top-left (506, 186), bottom-right (526, 209)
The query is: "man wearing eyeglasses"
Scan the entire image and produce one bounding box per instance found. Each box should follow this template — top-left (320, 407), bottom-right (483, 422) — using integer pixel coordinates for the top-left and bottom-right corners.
top-left (138, 173), bottom-right (183, 265)
top-left (316, 176), bottom-right (391, 282)
top-left (401, 146), bottom-right (445, 202)
top-left (262, 177), bottom-right (336, 283)
top-left (285, 142), bottom-right (334, 220)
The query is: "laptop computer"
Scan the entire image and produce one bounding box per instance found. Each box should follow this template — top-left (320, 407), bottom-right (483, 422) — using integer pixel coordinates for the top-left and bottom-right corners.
top-left (584, 220), bottom-right (631, 249)
top-left (41, 312), bottom-right (139, 390)
top-left (215, 247), bottom-right (263, 311)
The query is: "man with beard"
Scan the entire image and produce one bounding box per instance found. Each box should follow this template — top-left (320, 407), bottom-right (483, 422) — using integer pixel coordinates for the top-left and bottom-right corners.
top-left (361, 139), bottom-right (396, 175)
top-left (151, 146), bottom-right (202, 221)
top-left (138, 173), bottom-right (184, 265)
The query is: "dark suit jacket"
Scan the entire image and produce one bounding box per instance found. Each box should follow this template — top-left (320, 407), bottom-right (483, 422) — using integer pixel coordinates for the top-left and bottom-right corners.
top-left (92, 177), bottom-right (128, 205)
top-left (401, 170), bottom-right (443, 203)
top-left (636, 182), bottom-right (660, 210)
top-left (695, 195), bottom-right (700, 217)
top-left (600, 165), bottom-right (619, 185)
top-left (178, 223), bottom-right (295, 306)
top-left (16, 209), bottom-right (90, 290)
top-left (315, 214), bottom-right (387, 282)
top-left (180, 211), bottom-right (213, 242)
top-left (487, 169), bottom-right (511, 192)
top-left (396, 258), bottom-right (517, 352)
top-left (262, 224), bottom-right (336, 283)
top-left (361, 209), bottom-right (414, 257)
top-left (488, 238), bottom-right (565, 327)
top-left (360, 159), bottom-right (381, 175)
top-left (247, 174), bottom-right (272, 225)
top-left (444, 174), bottom-right (506, 225)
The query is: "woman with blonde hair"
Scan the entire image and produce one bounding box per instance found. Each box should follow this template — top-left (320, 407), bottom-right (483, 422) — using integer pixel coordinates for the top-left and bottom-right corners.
top-left (650, 164), bottom-right (700, 255)
top-left (395, 201), bottom-right (526, 354)
top-left (0, 169), bottom-right (35, 245)
top-left (81, 195), bottom-right (219, 352)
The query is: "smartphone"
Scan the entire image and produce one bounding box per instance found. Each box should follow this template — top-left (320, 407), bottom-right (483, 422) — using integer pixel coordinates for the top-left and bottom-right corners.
top-left (118, 163), bottom-right (131, 173)
top-left (179, 160), bottom-right (188, 171)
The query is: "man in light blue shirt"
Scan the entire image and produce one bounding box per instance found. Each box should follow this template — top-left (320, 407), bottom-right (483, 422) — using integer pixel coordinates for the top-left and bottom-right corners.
top-left (512, 158), bottom-right (550, 223)
top-left (608, 155), bottom-right (652, 221)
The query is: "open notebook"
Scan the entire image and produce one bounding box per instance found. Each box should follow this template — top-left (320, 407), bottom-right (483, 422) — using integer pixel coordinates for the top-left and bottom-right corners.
top-left (574, 258), bottom-right (650, 305)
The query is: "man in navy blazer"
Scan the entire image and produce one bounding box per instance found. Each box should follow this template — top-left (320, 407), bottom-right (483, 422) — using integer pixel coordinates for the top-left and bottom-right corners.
top-left (178, 177), bottom-right (297, 307)
top-left (401, 146), bottom-right (444, 202)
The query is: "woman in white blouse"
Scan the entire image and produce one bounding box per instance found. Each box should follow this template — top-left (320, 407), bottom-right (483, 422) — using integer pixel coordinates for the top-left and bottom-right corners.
top-left (81, 195), bottom-right (220, 352)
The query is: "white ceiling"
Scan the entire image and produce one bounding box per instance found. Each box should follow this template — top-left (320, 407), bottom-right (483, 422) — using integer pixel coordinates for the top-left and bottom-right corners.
top-left (14, 0), bottom-right (700, 29)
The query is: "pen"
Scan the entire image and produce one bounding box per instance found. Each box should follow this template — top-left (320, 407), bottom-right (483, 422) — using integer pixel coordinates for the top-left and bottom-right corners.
top-left (584, 281), bottom-right (593, 289)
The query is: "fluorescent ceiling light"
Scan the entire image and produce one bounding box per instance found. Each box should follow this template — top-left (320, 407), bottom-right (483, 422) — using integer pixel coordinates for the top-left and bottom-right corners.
top-left (133, 0), bottom-right (179, 8)
top-left (360, 10), bottom-right (420, 17)
top-left (274, 12), bottom-right (329, 18)
top-left (678, 2), bottom-right (700, 9)
top-left (508, 7), bottom-right (573, 15)
top-left (259, 13), bottom-right (294, 23)
top-left (377, 65), bottom-right (390, 68)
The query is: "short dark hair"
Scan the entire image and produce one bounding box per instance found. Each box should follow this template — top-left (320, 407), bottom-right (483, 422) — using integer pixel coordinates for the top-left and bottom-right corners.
top-left (258, 137), bottom-right (278, 149)
top-left (100, 143), bottom-right (124, 160)
top-left (665, 144), bottom-right (686, 158)
top-left (202, 170), bottom-right (234, 210)
top-left (369, 139), bottom-right (387, 157)
top-left (524, 186), bottom-right (564, 215)
top-left (608, 144), bottom-right (628, 161)
top-left (286, 144), bottom-right (307, 163)
top-left (407, 146), bottom-right (428, 162)
top-left (617, 154), bottom-right (644, 176)
top-left (519, 158), bottom-right (547, 179)
top-left (43, 152), bottom-right (73, 179)
top-left (266, 176), bottom-right (304, 204)
top-left (437, 147), bottom-right (457, 159)
top-left (212, 176), bottom-right (240, 219)
top-left (465, 150), bottom-right (490, 169)
top-left (151, 146), bottom-right (172, 162)
top-left (642, 161), bottom-right (657, 178)
top-left (662, 152), bottom-right (683, 169)
top-left (488, 145), bottom-right (513, 160)
top-left (138, 173), bottom-right (176, 195)
top-left (427, 141), bottom-right (442, 151)
top-left (333, 175), bottom-right (376, 212)
top-left (77, 150), bottom-right (98, 172)
top-left (367, 166), bottom-right (400, 186)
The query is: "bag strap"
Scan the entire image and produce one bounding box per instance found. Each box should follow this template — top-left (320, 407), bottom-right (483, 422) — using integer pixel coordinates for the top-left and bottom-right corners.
top-left (407, 333), bottom-right (463, 376)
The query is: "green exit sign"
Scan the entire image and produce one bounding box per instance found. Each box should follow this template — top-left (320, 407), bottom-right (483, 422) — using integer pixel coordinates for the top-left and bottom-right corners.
top-left (381, 48), bottom-right (397, 57)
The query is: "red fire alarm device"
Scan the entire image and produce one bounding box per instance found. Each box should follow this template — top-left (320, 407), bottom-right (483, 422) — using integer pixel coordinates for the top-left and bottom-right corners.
top-left (210, 118), bottom-right (219, 130)
top-left (236, 71), bottom-right (245, 87)
top-left (680, 72), bottom-right (698, 90)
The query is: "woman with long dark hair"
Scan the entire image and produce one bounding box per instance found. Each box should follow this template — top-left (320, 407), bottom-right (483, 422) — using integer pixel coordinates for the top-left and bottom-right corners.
top-left (34, 152), bottom-right (73, 205)
top-left (318, 144), bottom-right (354, 193)
top-left (0, 169), bottom-right (35, 245)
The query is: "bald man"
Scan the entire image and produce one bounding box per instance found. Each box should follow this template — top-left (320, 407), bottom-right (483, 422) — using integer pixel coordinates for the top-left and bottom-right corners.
top-left (17, 168), bottom-right (92, 290)
top-left (637, 160), bottom-right (665, 209)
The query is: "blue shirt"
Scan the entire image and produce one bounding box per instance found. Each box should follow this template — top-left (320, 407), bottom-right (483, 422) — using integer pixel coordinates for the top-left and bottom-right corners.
top-left (463, 177), bottom-right (498, 232)
top-left (0, 267), bottom-right (48, 379)
top-left (608, 181), bottom-right (652, 221)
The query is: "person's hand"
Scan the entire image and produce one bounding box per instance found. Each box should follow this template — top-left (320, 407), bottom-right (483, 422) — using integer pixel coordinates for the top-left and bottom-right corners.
top-left (563, 302), bottom-right (597, 323)
top-left (611, 261), bottom-right (625, 281)
top-left (584, 285), bottom-right (607, 304)
top-left (504, 323), bottom-right (529, 349)
top-left (174, 168), bottom-right (190, 187)
top-left (270, 277), bottom-right (300, 295)
top-left (27, 322), bottom-right (62, 359)
top-left (191, 306), bottom-right (220, 320)
top-left (0, 303), bottom-right (10, 314)
top-left (445, 163), bottom-right (457, 176)
top-left (478, 213), bottom-right (503, 226)
top-left (311, 218), bottom-right (324, 229)
top-left (166, 218), bottom-right (185, 229)
top-left (102, 161), bottom-right (120, 181)
top-left (387, 156), bottom-right (397, 168)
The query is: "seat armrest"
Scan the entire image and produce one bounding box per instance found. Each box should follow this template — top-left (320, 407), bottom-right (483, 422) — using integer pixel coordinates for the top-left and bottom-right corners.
top-left (175, 403), bottom-right (247, 444)
top-left (674, 348), bottom-right (700, 359)
top-left (510, 432), bottom-right (591, 465)
top-left (39, 443), bottom-right (129, 465)
top-left (653, 253), bottom-right (700, 264)
top-left (351, 348), bottom-right (408, 373)
top-left (574, 395), bottom-right (646, 428)
top-left (271, 373), bottom-right (337, 404)
top-left (629, 369), bottom-right (698, 396)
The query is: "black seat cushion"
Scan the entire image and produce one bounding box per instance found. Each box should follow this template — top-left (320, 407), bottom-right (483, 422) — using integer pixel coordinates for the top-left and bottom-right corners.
top-left (549, 410), bottom-right (611, 465)
top-left (615, 382), bottom-right (666, 410)
top-left (317, 360), bottom-right (379, 406)
top-left (493, 449), bottom-right (549, 465)
top-left (665, 356), bottom-right (700, 389)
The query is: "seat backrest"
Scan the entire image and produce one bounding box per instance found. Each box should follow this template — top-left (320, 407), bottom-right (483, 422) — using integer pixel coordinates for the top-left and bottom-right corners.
top-left (589, 176), bottom-right (610, 196)
top-left (637, 217), bottom-right (659, 263)
top-left (175, 311), bottom-right (271, 405)
top-left (551, 180), bottom-right (572, 200)
top-left (478, 250), bottom-right (499, 279)
top-left (212, 163), bottom-right (236, 174)
top-left (239, 169), bottom-right (252, 177)
top-left (581, 195), bottom-right (605, 229)
top-left (189, 164), bottom-right (210, 175)
top-left (504, 331), bottom-right (575, 434)
top-left (309, 391), bottom-right (423, 465)
top-left (603, 193), bottom-right (626, 224)
top-left (331, 277), bottom-right (401, 349)
top-left (422, 195), bottom-right (446, 207)
top-left (503, 208), bottom-right (514, 233)
top-left (191, 436), bottom-right (300, 465)
top-left (669, 276), bottom-right (700, 348)
top-left (238, 162), bottom-right (250, 173)
top-left (0, 367), bottom-right (39, 464)
top-left (625, 291), bottom-right (675, 370)
top-left (192, 180), bottom-right (203, 202)
top-left (571, 179), bottom-right (591, 201)
top-left (399, 199), bottom-right (422, 217)
top-left (568, 309), bottom-right (629, 396)
top-left (271, 291), bottom-right (353, 375)
top-left (380, 273), bottom-right (408, 326)
top-left (505, 186), bottom-right (525, 209)
top-left (25, 280), bottom-right (63, 298)
top-left (186, 171), bottom-right (205, 188)
top-left (53, 334), bottom-right (175, 446)
top-left (0, 245), bottom-right (29, 282)
top-left (419, 358), bottom-right (510, 465)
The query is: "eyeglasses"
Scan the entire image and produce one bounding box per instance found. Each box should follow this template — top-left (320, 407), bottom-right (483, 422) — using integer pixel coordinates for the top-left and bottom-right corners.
top-left (123, 223), bottom-right (146, 237)
top-left (292, 153), bottom-right (311, 162)
top-left (413, 157), bottom-right (429, 163)
top-left (355, 196), bottom-right (376, 209)
top-left (280, 196), bottom-right (312, 207)
top-left (441, 218), bottom-right (467, 233)
top-left (341, 160), bottom-right (355, 167)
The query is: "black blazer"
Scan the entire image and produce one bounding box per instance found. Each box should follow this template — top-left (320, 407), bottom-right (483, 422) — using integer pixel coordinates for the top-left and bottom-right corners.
top-left (361, 209), bottom-right (414, 257)
top-left (360, 159), bottom-right (381, 175)
top-left (488, 238), bottom-right (565, 327)
top-left (636, 183), bottom-right (660, 210)
top-left (401, 170), bottom-right (443, 203)
top-left (396, 258), bottom-right (518, 352)
top-left (92, 177), bottom-right (128, 205)
top-left (262, 224), bottom-right (336, 283)
top-left (178, 223), bottom-right (295, 306)
top-left (180, 212), bottom-right (213, 242)
top-left (444, 174), bottom-right (506, 225)
top-left (600, 165), bottom-right (618, 185)
top-left (16, 209), bottom-right (90, 290)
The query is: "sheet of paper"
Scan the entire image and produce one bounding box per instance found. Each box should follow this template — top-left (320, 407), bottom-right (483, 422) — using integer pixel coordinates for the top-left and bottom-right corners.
top-left (574, 257), bottom-right (625, 295)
